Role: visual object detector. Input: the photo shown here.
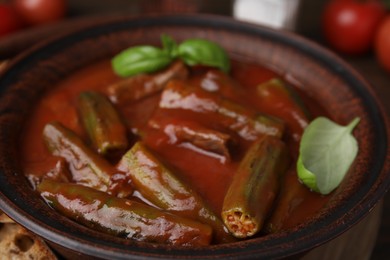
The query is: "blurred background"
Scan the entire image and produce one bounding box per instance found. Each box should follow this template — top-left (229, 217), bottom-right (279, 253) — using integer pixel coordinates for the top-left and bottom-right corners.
top-left (1, 0), bottom-right (390, 72)
top-left (0, 0), bottom-right (389, 259)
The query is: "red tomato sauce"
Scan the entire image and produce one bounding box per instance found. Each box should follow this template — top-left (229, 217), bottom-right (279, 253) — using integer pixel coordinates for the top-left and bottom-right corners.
top-left (20, 59), bottom-right (330, 236)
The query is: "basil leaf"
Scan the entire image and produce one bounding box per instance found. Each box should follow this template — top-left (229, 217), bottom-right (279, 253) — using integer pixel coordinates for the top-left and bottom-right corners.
top-left (297, 117), bottom-right (360, 195)
top-left (112, 46), bottom-right (172, 77)
top-left (112, 35), bottom-right (231, 77)
top-left (161, 34), bottom-right (178, 58)
top-left (177, 38), bottom-right (230, 72)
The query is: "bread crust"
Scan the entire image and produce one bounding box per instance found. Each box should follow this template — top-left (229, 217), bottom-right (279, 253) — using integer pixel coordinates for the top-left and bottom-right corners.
top-left (0, 211), bottom-right (57, 259)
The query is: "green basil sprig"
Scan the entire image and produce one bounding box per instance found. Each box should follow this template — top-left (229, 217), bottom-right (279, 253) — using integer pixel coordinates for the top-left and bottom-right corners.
top-left (112, 35), bottom-right (230, 77)
top-left (111, 46), bottom-right (172, 77)
top-left (161, 34), bottom-right (179, 58)
top-left (177, 38), bottom-right (230, 72)
top-left (297, 117), bottom-right (360, 195)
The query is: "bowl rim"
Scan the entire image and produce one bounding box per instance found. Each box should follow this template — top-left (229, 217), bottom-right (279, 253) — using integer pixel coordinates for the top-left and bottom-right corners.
top-left (0, 13), bottom-right (389, 259)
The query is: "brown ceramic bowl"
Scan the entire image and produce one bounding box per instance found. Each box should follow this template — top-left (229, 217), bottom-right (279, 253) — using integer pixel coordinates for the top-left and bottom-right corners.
top-left (0, 14), bottom-right (389, 259)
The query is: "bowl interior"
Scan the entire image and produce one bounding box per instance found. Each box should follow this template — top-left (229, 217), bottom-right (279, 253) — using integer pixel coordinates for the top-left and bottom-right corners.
top-left (0, 14), bottom-right (389, 259)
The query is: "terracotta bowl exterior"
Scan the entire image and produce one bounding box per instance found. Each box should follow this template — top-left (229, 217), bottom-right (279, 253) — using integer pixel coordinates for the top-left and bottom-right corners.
top-left (0, 15), bottom-right (389, 259)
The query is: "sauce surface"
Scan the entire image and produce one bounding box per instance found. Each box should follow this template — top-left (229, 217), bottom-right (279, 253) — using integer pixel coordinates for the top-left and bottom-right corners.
top-left (20, 59), bottom-right (330, 238)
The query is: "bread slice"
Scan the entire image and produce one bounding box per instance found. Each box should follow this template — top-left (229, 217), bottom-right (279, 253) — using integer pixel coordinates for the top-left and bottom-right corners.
top-left (0, 211), bottom-right (14, 224)
top-left (0, 211), bottom-right (57, 259)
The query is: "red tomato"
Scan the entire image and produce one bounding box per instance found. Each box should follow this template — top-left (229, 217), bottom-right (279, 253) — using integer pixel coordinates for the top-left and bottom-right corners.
top-left (322, 0), bottom-right (386, 55)
top-left (14, 0), bottom-right (66, 26)
top-left (0, 4), bottom-right (23, 38)
top-left (375, 16), bottom-right (390, 72)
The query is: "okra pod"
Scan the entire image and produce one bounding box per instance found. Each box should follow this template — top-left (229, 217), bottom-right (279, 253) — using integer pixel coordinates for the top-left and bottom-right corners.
top-left (159, 80), bottom-right (285, 141)
top-left (117, 142), bottom-right (235, 243)
top-left (264, 168), bottom-right (304, 233)
top-left (221, 136), bottom-right (289, 238)
top-left (45, 158), bottom-right (72, 183)
top-left (196, 69), bottom-right (245, 102)
top-left (148, 118), bottom-right (234, 161)
top-left (108, 60), bottom-right (189, 104)
top-left (264, 166), bottom-right (327, 233)
top-left (77, 91), bottom-right (128, 156)
top-left (256, 78), bottom-right (310, 140)
top-left (42, 122), bottom-right (132, 197)
top-left (24, 156), bottom-right (71, 189)
top-left (38, 179), bottom-right (212, 246)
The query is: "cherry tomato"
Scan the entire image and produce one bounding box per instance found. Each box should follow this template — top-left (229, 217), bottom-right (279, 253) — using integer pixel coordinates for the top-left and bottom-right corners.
top-left (375, 16), bottom-right (390, 72)
top-left (322, 0), bottom-right (386, 55)
top-left (0, 4), bottom-right (23, 38)
top-left (14, 0), bottom-right (66, 26)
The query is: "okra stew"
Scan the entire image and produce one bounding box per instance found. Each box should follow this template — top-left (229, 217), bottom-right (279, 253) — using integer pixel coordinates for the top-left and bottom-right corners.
top-left (20, 36), bottom-right (359, 246)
